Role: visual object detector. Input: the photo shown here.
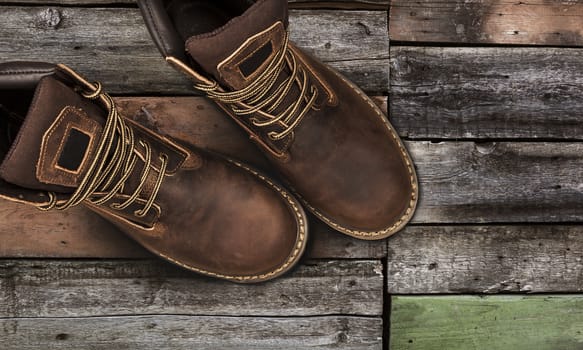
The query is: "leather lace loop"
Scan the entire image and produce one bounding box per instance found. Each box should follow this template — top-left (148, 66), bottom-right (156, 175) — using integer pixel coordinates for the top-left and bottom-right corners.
top-left (38, 77), bottom-right (168, 217)
top-left (195, 32), bottom-right (318, 141)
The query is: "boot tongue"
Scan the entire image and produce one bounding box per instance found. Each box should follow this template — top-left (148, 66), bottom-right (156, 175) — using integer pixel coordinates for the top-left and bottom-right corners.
top-left (0, 76), bottom-right (106, 193)
top-left (185, 0), bottom-right (288, 90)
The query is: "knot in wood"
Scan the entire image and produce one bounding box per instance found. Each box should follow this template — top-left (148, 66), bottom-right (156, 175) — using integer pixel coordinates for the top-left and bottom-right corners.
top-left (475, 142), bottom-right (497, 155)
top-left (36, 8), bottom-right (62, 29)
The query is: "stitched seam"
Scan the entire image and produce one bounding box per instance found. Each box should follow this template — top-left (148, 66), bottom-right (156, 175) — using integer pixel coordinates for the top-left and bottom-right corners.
top-left (296, 69), bottom-right (418, 238)
top-left (157, 158), bottom-right (306, 282)
top-left (37, 108), bottom-right (99, 187)
top-left (144, 1), bottom-right (166, 55)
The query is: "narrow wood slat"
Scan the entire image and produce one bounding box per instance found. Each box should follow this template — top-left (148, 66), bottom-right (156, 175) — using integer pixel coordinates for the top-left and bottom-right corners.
top-left (0, 0), bottom-right (389, 8)
top-left (391, 295), bottom-right (583, 350)
top-left (2, 99), bottom-right (583, 259)
top-left (0, 259), bottom-right (383, 317)
top-left (412, 141), bottom-right (583, 223)
top-left (4, 141), bottom-right (583, 257)
top-left (387, 225), bottom-right (583, 294)
top-left (390, 0), bottom-right (583, 46)
top-left (0, 96), bottom-right (387, 260)
top-left (0, 7), bottom-right (388, 93)
top-left (0, 315), bottom-right (382, 350)
top-left (390, 46), bottom-right (583, 140)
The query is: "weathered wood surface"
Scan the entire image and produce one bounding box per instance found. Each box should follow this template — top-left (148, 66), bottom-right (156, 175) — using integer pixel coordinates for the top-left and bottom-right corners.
top-left (0, 0), bottom-right (389, 9)
top-left (0, 96), bottom-right (387, 259)
top-left (0, 315), bottom-right (382, 350)
top-left (0, 7), bottom-right (388, 93)
top-left (410, 141), bottom-right (583, 223)
top-left (391, 295), bottom-right (583, 350)
top-left (387, 225), bottom-right (583, 294)
top-left (0, 259), bottom-right (383, 317)
top-left (390, 46), bottom-right (583, 140)
top-left (4, 138), bottom-right (583, 258)
top-left (0, 203), bottom-right (387, 259)
top-left (390, 0), bottom-right (583, 46)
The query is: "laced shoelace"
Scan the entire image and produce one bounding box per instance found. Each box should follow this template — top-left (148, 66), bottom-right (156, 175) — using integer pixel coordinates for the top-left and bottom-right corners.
top-left (38, 81), bottom-right (168, 217)
top-left (195, 32), bottom-right (318, 141)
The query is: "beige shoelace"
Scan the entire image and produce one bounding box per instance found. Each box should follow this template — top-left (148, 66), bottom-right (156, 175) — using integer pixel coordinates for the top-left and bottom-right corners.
top-left (195, 32), bottom-right (318, 141)
top-left (39, 78), bottom-right (168, 217)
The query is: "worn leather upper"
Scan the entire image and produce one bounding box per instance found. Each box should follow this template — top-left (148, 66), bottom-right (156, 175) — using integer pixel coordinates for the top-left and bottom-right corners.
top-left (139, 0), bottom-right (418, 239)
top-left (0, 62), bottom-right (307, 282)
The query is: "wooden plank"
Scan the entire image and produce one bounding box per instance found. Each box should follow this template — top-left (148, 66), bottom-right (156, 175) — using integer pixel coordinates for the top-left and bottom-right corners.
top-left (389, 0), bottom-right (583, 46)
top-left (0, 0), bottom-right (389, 9)
top-left (410, 141), bottom-right (583, 223)
top-left (0, 315), bottom-right (382, 350)
top-left (391, 295), bottom-right (583, 350)
top-left (5, 98), bottom-right (583, 253)
top-left (3, 140), bottom-right (583, 258)
top-left (390, 46), bottom-right (583, 140)
top-left (0, 259), bottom-right (383, 317)
top-left (0, 96), bottom-right (387, 260)
top-left (387, 225), bottom-right (583, 294)
top-left (0, 7), bottom-right (388, 93)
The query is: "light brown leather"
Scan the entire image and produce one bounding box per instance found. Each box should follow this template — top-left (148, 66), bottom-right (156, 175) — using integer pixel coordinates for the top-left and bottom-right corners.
top-left (0, 62), bottom-right (308, 282)
top-left (139, 0), bottom-right (418, 239)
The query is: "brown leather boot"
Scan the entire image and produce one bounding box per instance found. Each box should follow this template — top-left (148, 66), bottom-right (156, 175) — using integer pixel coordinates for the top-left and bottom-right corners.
top-left (138, 0), bottom-right (418, 240)
top-left (0, 62), bottom-right (307, 283)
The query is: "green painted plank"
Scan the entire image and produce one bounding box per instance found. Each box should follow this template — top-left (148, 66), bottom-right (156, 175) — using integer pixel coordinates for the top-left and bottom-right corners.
top-left (391, 295), bottom-right (583, 350)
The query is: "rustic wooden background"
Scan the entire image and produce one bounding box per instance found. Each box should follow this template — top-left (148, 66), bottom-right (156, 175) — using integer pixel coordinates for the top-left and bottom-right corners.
top-left (1, 0), bottom-right (583, 349)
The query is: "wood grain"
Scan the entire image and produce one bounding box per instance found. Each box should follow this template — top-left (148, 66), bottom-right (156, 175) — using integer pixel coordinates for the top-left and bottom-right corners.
top-left (0, 96), bottom-right (387, 260)
top-left (0, 7), bottom-right (389, 93)
top-left (387, 225), bottom-right (583, 294)
top-left (0, 315), bottom-right (382, 350)
top-left (0, 259), bottom-right (383, 317)
top-left (390, 46), bottom-right (583, 140)
top-left (391, 295), bottom-right (583, 350)
top-left (390, 0), bottom-right (583, 46)
top-left (4, 138), bottom-right (583, 258)
top-left (0, 0), bottom-right (389, 9)
top-left (410, 141), bottom-right (583, 223)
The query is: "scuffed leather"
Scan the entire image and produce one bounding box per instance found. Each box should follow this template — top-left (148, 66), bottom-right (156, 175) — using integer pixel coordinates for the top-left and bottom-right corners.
top-left (138, 0), bottom-right (418, 239)
top-left (0, 61), bottom-right (308, 282)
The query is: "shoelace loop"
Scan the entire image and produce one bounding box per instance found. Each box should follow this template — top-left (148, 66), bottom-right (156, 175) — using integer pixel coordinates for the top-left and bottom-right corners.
top-left (38, 79), bottom-right (168, 217)
top-left (195, 32), bottom-right (318, 141)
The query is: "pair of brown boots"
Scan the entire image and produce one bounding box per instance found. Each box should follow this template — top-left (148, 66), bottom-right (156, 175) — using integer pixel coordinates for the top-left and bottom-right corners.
top-left (0, 0), bottom-right (417, 283)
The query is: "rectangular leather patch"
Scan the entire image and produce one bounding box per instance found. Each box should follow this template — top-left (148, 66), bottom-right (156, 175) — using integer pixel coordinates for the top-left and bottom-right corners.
top-left (57, 128), bottom-right (90, 172)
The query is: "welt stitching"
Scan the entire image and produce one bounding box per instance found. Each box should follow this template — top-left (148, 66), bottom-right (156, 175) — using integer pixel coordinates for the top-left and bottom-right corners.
top-left (298, 69), bottom-right (418, 238)
top-left (144, 1), bottom-right (168, 55)
top-left (158, 159), bottom-right (306, 281)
